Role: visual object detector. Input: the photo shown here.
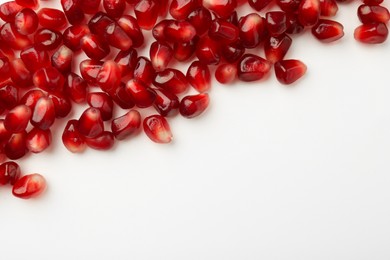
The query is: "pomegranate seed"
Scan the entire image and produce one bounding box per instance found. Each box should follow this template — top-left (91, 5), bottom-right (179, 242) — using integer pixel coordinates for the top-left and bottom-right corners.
top-left (62, 119), bottom-right (86, 153)
top-left (248, 0), bottom-right (273, 11)
top-left (51, 45), bottom-right (73, 74)
top-left (64, 73), bottom-right (88, 104)
top-left (61, 0), bottom-right (84, 25)
top-left (4, 105), bottom-right (31, 133)
top-left (179, 93), bottom-right (210, 118)
top-left (88, 12), bottom-right (113, 36)
top-left (170, 0), bottom-right (198, 20)
top-left (312, 19), bottom-right (344, 42)
top-left (173, 37), bottom-right (198, 62)
top-left (0, 23), bottom-right (31, 50)
top-left (164, 20), bottom-right (197, 43)
top-left (143, 115), bottom-right (172, 143)
top-left (80, 0), bottom-right (101, 14)
top-left (63, 25), bottom-right (90, 51)
top-left (37, 8), bottom-right (67, 29)
top-left (15, 0), bottom-right (38, 9)
top-left (34, 28), bottom-right (63, 51)
top-left (215, 63), bottom-right (237, 84)
top-left (78, 107), bottom-right (104, 138)
top-left (48, 93), bottom-right (72, 118)
top-left (31, 97), bottom-right (56, 130)
top-left (237, 54), bottom-right (272, 82)
top-left (186, 61), bottom-right (211, 93)
top-left (81, 34), bottom-right (110, 61)
top-left (20, 46), bottom-right (50, 73)
top-left (20, 89), bottom-right (45, 110)
top-left (13, 8), bottom-right (38, 35)
top-left (226, 11), bottom-right (238, 25)
top-left (154, 68), bottom-right (189, 95)
top-left (358, 5), bottom-right (390, 24)
top-left (117, 15), bottom-right (144, 48)
top-left (266, 11), bottom-right (287, 36)
top-left (264, 34), bottom-right (293, 63)
top-left (125, 79), bottom-right (156, 108)
top-left (103, 0), bottom-right (126, 18)
top-left (158, 0), bottom-right (169, 17)
top-left (354, 23), bottom-right (388, 44)
top-left (12, 174), bottom-right (46, 199)
top-left (221, 41), bottom-right (244, 63)
top-left (111, 110), bottom-right (141, 140)
top-left (195, 36), bottom-right (221, 65)
top-left (153, 88), bottom-right (180, 117)
top-left (115, 49), bottom-right (138, 77)
top-left (80, 59), bottom-right (103, 84)
top-left (0, 57), bottom-right (11, 83)
top-left (238, 13), bottom-right (267, 48)
top-left (96, 60), bottom-right (121, 93)
top-left (133, 57), bottom-right (156, 86)
top-left (152, 19), bottom-right (171, 42)
top-left (5, 131), bottom-right (28, 160)
top-left (107, 23), bottom-right (133, 51)
top-left (0, 161), bottom-right (20, 185)
top-left (110, 82), bottom-right (135, 109)
top-left (201, 0), bottom-right (237, 18)
top-left (33, 67), bottom-right (65, 93)
top-left (363, 0), bottom-right (383, 4)
top-left (85, 131), bottom-right (115, 150)
top-left (0, 82), bottom-right (18, 110)
top-left (134, 0), bottom-right (160, 30)
top-left (10, 58), bottom-right (32, 87)
top-left (87, 92), bottom-right (114, 121)
top-left (298, 0), bottom-right (320, 27)
top-left (0, 42), bottom-right (15, 60)
top-left (0, 119), bottom-right (11, 141)
top-left (286, 12), bottom-right (305, 34)
top-left (0, 1), bottom-right (23, 22)
top-left (26, 128), bottom-right (52, 153)
top-left (209, 19), bottom-right (239, 43)
top-left (274, 59), bottom-right (307, 84)
top-left (187, 7), bottom-right (212, 36)
top-left (319, 0), bottom-right (338, 17)
top-left (150, 41), bottom-right (173, 72)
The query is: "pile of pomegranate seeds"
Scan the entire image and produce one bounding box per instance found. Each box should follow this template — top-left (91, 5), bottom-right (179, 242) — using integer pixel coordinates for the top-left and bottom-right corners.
top-left (0, 0), bottom-right (388, 199)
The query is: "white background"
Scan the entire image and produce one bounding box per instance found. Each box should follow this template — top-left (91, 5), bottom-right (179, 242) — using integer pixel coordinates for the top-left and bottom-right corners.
top-left (1, 0), bottom-right (390, 259)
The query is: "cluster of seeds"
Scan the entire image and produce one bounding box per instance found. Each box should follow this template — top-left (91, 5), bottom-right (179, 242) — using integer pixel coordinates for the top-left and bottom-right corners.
top-left (0, 0), bottom-right (388, 199)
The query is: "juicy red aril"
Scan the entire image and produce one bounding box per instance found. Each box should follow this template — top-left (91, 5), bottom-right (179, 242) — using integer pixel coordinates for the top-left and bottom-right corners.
top-left (363, 0), bottom-right (383, 4)
top-left (34, 28), bottom-right (63, 51)
top-left (0, 22), bottom-right (31, 50)
top-left (0, 42), bottom-right (15, 60)
top-left (33, 67), bottom-right (65, 93)
top-left (26, 128), bottom-right (52, 153)
top-left (0, 161), bottom-right (20, 185)
top-left (4, 105), bottom-right (31, 133)
top-left (357, 5), bottom-right (390, 24)
top-left (187, 7), bottom-right (212, 36)
top-left (0, 82), bottom-right (18, 110)
top-left (195, 36), bottom-right (221, 65)
top-left (111, 110), bottom-right (141, 140)
top-left (125, 79), bottom-right (157, 108)
top-left (143, 115), bottom-right (173, 143)
top-left (133, 57), bottom-right (156, 86)
top-left (85, 131), bottom-right (115, 150)
top-left (87, 92), bottom-right (114, 121)
top-left (78, 107), bottom-right (104, 138)
top-left (164, 20), bottom-right (197, 43)
top-left (88, 12), bottom-right (114, 36)
top-left (61, 0), bottom-right (84, 25)
top-left (249, 0), bottom-right (273, 11)
top-left (63, 25), bottom-right (90, 51)
top-left (64, 73), bottom-right (88, 104)
top-left (80, 0), bottom-right (101, 14)
top-left (312, 19), bottom-right (344, 42)
top-left (0, 1), bottom-right (23, 22)
top-left (115, 49), bottom-right (138, 78)
top-left (117, 15), bottom-right (144, 48)
top-left (0, 119), bottom-right (10, 141)
top-left (286, 12), bottom-right (304, 34)
top-left (209, 19), bottom-right (239, 43)
top-left (13, 7), bottom-right (38, 35)
top-left (274, 59), bottom-right (307, 84)
top-left (150, 41), bottom-right (173, 72)
top-left (10, 58), bottom-right (32, 87)
top-left (354, 23), bottom-right (388, 44)
top-left (221, 41), bottom-right (244, 63)
top-left (170, 0), bottom-right (199, 20)
top-left (266, 11), bottom-right (287, 36)
top-left (49, 93), bottom-right (72, 118)
top-left (152, 20), bottom-right (171, 42)
top-left (20, 89), bottom-right (45, 110)
top-left (5, 131), bottom-right (28, 160)
top-left (103, 0), bottom-right (126, 18)
top-left (298, 0), bottom-right (320, 27)
top-left (180, 93), bottom-right (210, 118)
top-left (104, 22), bottom-right (133, 51)
top-left (12, 173), bottom-right (46, 199)
top-left (238, 13), bottom-right (267, 48)
top-left (80, 59), bottom-right (103, 84)
top-left (20, 46), bottom-right (50, 73)
top-left (174, 37), bottom-right (198, 62)
top-left (96, 60), bottom-right (121, 93)
top-left (110, 82), bottom-right (135, 109)
top-left (186, 61), bottom-right (211, 93)
top-left (0, 56), bottom-right (11, 82)
top-left (215, 63), bottom-right (237, 84)
top-left (154, 68), bottom-right (189, 95)
top-left (37, 8), bottom-right (67, 29)
top-left (202, 0), bottom-right (237, 18)
top-left (31, 97), bottom-right (56, 130)
top-left (15, 0), bottom-right (37, 9)
top-left (319, 0), bottom-right (338, 17)
top-left (51, 45), bottom-right (73, 74)
top-left (81, 34), bottom-right (110, 61)
top-left (237, 54), bottom-right (272, 82)
top-left (134, 0), bottom-right (160, 30)
top-left (264, 34), bottom-right (292, 63)
top-left (153, 88), bottom-right (180, 117)
top-left (277, 0), bottom-right (300, 13)
top-left (62, 119), bottom-right (86, 153)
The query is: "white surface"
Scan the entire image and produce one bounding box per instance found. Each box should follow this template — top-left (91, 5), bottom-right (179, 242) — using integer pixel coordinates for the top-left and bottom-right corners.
top-left (1, 1), bottom-right (390, 259)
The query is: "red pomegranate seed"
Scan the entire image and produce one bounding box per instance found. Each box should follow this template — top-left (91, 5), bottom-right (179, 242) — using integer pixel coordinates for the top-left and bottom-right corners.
top-left (33, 67), bottom-right (65, 93)
top-left (170, 0), bottom-right (198, 20)
top-left (37, 8), bottom-right (67, 29)
top-left (0, 1), bottom-right (23, 22)
top-left (319, 0), bottom-right (338, 17)
top-left (48, 93), bottom-right (72, 118)
top-left (209, 19), bottom-right (239, 43)
top-left (80, 59), bottom-right (103, 84)
top-left (195, 36), bottom-right (220, 65)
top-left (286, 12), bottom-right (305, 34)
top-left (51, 45), bottom-right (73, 74)
top-left (5, 131), bottom-right (28, 160)
top-left (158, 0), bottom-right (169, 17)
top-left (88, 12), bottom-right (114, 36)
top-left (266, 11), bottom-right (287, 36)
top-left (15, 0), bottom-right (38, 9)
top-left (0, 119), bottom-right (11, 140)
top-left (125, 79), bottom-right (156, 108)
top-left (201, 0), bottom-right (237, 18)
top-left (4, 105), bottom-right (31, 133)
top-left (276, 0), bottom-right (300, 12)
top-left (61, 0), bottom-right (84, 25)
top-left (354, 23), bottom-right (388, 44)
top-left (80, 0), bottom-right (101, 14)
top-left (164, 20), bottom-right (197, 43)
top-left (237, 54), bottom-right (272, 82)
top-left (221, 41), bottom-right (244, 63)
top-left (0, 82), bottom-right (18, 110)
top-left (143, 115), bottom-right (172, 143)
top-left (111, 110), bottom-right (141, 140)
top-left (150, 41), bottom-right (173, 72)
top-left (173, 37), bottom-right (198, 62)
top-left (358, 5), bottom-right (390, 24)
top-left (31, 97), bottom-right (56, 130)
top-left (115, 49), bottom-right (138, 77)
top-left (26, 128), bottom-right (52, 153)
top-left (152, 19), bottom-right (171, 42)
top-left (106, 22), bottom-right (133, 51)
top-left (274, 59), bottom-right (307, 84)
top-left (87, 92), bottom-right (114, 121)
top-left (117, 15), bottom-right (144, 48)
top-left (134, 0), bottom-right (160, 30)
top-left (12, 174), bottom-right (46, 199)
top-left (153, 88), bottom-right (180, 117)
top-left (238, 13), bottom-right (267, 48)
top-left (20, 46), bottom-right (50, 73)
top-left (85, 131), bottom-right (115, 150)
top-left (0, 23), bottom-right (31, 50)
top-left (186, 61), bottom-right (211, 93)
top-left (64, 73), bottom-right (87, 104)
top-left (298, 0), bottom-right (320, 27)
top-left (96, 60), bottom-right (121, 93)
top-left (78, 107), bottom-right (104, 138)
top-left (0, 57), bottom-right (11, 83)
top-left (81, 34), bottom-right (110, 61)
top-left (226, 10), bottom-right (238, 25)
top-left (264, 34), bottom-right (292, 63)
top-left (10, 58), bottom-right (32, 87)
top-left (13, 8), bottom-right (38, 35)
top-left (248, 0), bottom-right (273, 11)
top-left (187, 7), bottom-right (212, 36)
top-left (110, 82), bottom-right (135, 109)
top-left (63, 25), bottom-right (90, 51)
top-left (0, 42), bottom-right (15, 60)
top-left (34, 28), bottom-right (63, 51)
top-left (312, 19), bottom-right (344, 42)
top-left (133, 57), bottom-right (156, 86)
top-left (62, 119), bottom-right (86, 153)
top-left (363, 0), bottom-right (383, 4)
top-left (0, 161), bottom-right (20, 185)
top-left (20, 89), bottom-right (45, 110)
top-left (215, 63), bottom-right (237, 84)
top-left (103, 0), bottom-right (126, 18)
top-left (179, 93), bottom-right (210, 118)
top-left (154, 68), bottom-right (189, 95)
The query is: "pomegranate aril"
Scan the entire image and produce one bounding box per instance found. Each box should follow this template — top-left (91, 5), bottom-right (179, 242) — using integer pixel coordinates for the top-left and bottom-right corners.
top-left (187, 7), bottom-right (212, 36)
top-left (85, 131), bottom-right (115, 150)
top-left (12, 173), bottom-right (46, 199)
top-left (354, 23), bottom-right (388, 44)
top-left (110, 82), bottom-right (135, 109)
top-left (363, 0), bottom-right (383, 5)
top-left (150, 41), bottom-right (173, 72)
top-left (5, 131), bottom-right (28, 160)
top-left (277, 0), bottom-right (301, 13)
top-left (20, 89), bottom-right (45, 110)
top-left (319, 0), bottom-right (338, 17)
top-left (312, 19), bottom-right (344, 42)
top-left (186, 61), bottom-right (211, 93)
top-left (96, 60), bottom-right (121, 93)
top-left (125, 79), bottom-right (156, 108)
top-left (209, 19), bottom-right (239, 43)
top-left (286, 12), bottom-right (305, 34)
top-left (195, 36), bottom-right (221, 65)
top-left (80, 0), bottom-right (101, 14)
top-left (133, 57), bottom-right (156, 86)
top-left (0, 56), bottom-right (11, 82)
top-left (154, 69), bottom-right (189, 95)
top-left (0, 42), bottom-right (15, 60)
top-left (170, 0), bottom-right (198, 20)
top-left (10, 58), bottom-right (32, 87)
top-left (164, 20), bottom-right (197, 43)
top-left (153, 88), bottom-right (180, 117)
top-left (34, 28), bottom-right (63, 51)
top-left (103, 0), bottom-right (126, 18)
top-left (357, 5), bottom-right (390, 24)
top-left (26, 127), bottom-right (51, 153)
top-left (274, 59), bottom-right (307, 84)
top-left (226, 10), bottom-right (239, 25)
top-left (33, 67), bottom-right (65, 93)
top-left (0, 161), bottom-right (20, 185)
top-left (134, 0), bottom-right (160, 30)
top-left (78, 107), bottom-right (104, 138)
top-left (88, 12), bottom-right (113, 35)
top-left (117, 15), bottom-right (144, 48)
top-left (115, 49), bottom-right (138, 77)
top-left (201, 0), bottom-right (237, 18)
top-left (62, 119), bottom-right (86, 153)
top-left (152, 19), bottom-right (172, 42)
top-left (0, 119), bottom-right (11, 141)
top-left (80, 59), bottom-right (103, 84)
top-left (13, 8), bottom-right (38, 35)
top-left (215, 63), bottom-right (237, 84)
top-left (248, 0), bottom-right (273, 11)
top-left (106, 22), bottom-right (133, 51)
top-left (61, 0), bottom-right (84, 25)
top-left (87, 92), bottom-right (114, 121)
top-left (0, 82), bottom-right (18, 110)
top-left (238, 13), bottom-right (267, 48)
top-left (48, 93), bottom-right (72, 118)
top-left (111, 110), bottom-right (141, 140)
top-left (266, 11), bottom-right (287, 36)
top-left (0, 1), bottom-right (23, 22)
top-left (31, 97), bottom-right (56, 130)
top-left (51, 45), bottom-right (73, 74)
top-left (37, 8), bottom-right (67, 29)
top-left (0, 23), bottom-right (31, 50)
top-left (264, 34), bottom-right (293, 63)
top-left (179, 93), bottom-right (210, 118)
top-left (237, 54), bottom-right (272, 82)
top-left (143, 115), bottom-right (172, 143)
top-left (81, 34), bottom-right (110, 61)
top-left (221, 41), bottom-right (244, 63)
top-left (64, 73), bottom-right (88, 103)
top-left (173, 37), bottom-right (198, 62)
top-left (15, 0), bottom-right (38, 9)
top-left (298, 0), bottom-right (320, 27)
top-left (4, 105), bottom-right (31, 133)
top-left (63, 25), bottom-right (90, 51)
top-left (20, 46), bottom-right (50, 73)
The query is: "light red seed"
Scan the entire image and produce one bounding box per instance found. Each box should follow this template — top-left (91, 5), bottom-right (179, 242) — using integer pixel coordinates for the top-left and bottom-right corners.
top-left (215, 63), bottom-right (237, 84)
top-left (26, 128), bottom-right (52, 153)
top-left (78, 107), bottom-right (105, 138)
top-left (186, 61), bottom-right (211, 93)
top-left (312, 19), bottom-right (344, 42)
top-left (111, 110), bottom-right (141, 140)
top-left (274, 59), bottom-right (307, 84)
top-left (143, 115), bottom-right (173, 143)
top-left (12, 174), bottom-right (47, 199)
top-left (179, 93), bottom-right (210, 118)
top-left (354, 23), bottom-right (388, 44)
top-left (62, 119), bottom-right (86, 153)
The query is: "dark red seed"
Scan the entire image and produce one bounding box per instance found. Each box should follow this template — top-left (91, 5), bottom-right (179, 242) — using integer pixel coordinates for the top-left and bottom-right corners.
top-left (266, 11), bottom-right (287, 36)
top-left (134, 0), bottom-right (160, 30)
top-left (133, 57), bottom-right (156, 86)
top-left (37, 8), bottom-right (67, 29)
top-left (0, 57), bottom-right (11, 83)
top-left (4, 105), bottom-right (31, 133)
top-left (5, 131), bottom-right (28, 160)
top-left (31, 97), bottom-right (56, 130)
top-left (61, 0), bottom-right (84, 25)
top-left (274, 59), bottom-right (307, 84)
top-left (164, 20), bottom-right (197, 43)
top-left (215, 63), bottom-right (237, 84)
top-left (85, 131), bottom-right (115, 150)
top-left (186, 61), bottom-right (211, 93)
top-left (154, 68), bottom-right (189, 95)
top-left (0, 42), bottom-right (15, 60)
top-left (363, 0), bottom-right (383, 4)
top-left (51, 45), bottom-right (73, 74)
top-left (78, 107), bottom-right (104, 138)
top-left (286, 12), bottom-right (305, 34)
top-left (248, 0), bottom-right (273, 11)
top-left (0, 119), bottom-right (11, 142)
top-left (201, 0), bottom-right (237, 18)
top-left (13, 8), bottom-right (38, 35)
top-left (298, 0), bottom-right (320, 27)
top-left (0, 1), bottom-right (24, 23)
top-left (0, 22), bottom-right (31, 50)
top-left (80, 0), bottom-right (101, 14)
top-left (48, 93), bottom-right (72, 118)
top-left (63, 25), bottom-right (90, 51)
top-left (10, 58), bottom-right (32, 87)
top-left (150, 41), bottom-right (173, 72)
top-left (237, 54), bottom-right (272, 82)
top-left (79, 59), bottom-right (103, 84)
top-left (111, 110), bottom-right (141, 140)
top-left (20, 89), bottom-right (45, 110)
top-left (0, 161), bottom-right (20, 185)
top-left (276, 0), bottom-right (300, 12)
top-left (238, 13), bottom-right (267, 48)
top-left (220, 41), bottom-right (245, 63)
top-left (170, 0), bottom-right (198, 20)
top-left (195, 36), bottom-right (221, 65)
top-left (117, 15), bottom-right (144, 48)
top-left (109, 82), bottom-right (135, 109)
top-left (33, 67), bottom-right (65, 93)
top-left (153, 88), bottom-right (180, 117)
top-left (312, 19), bottom-right (344, 42)
top-left (106, 22), bottom-right (133, 51)
top-left (26, 128), bottom-right (52, 153)
top-left (357, 5), bottom-right (390, 24)
top-left (264, 34), bottom-right (292, 63)
top-left (20, 46), bottom-right (50, 73)
top-left (179, 93), bottom-right (209, 118)
top-left (62, 119), bottom-right (86, 153)
top-left (81, 34), bottom-right (110, 61)
top-left (103, 0), bottom-right (126, 18)
top-left (152, 19), bottom-right (171, 42)
top-left (114, 49), bottom-right (138, 78)
top-left (143, 115), bottom-right (172, 143)
top-left (34, 28), bottom-right (63, 51)
top-left (209, 19), bottom-right (239, 43)
top-left (96, 60), bottom-right (121, 93)
top-left (354, 22), bottom-right (388, 44)
top-left (125, 79), bottom-right (156, 108)
top-left (12, 174), bottom-right (46, 199)
top-left (87, 92), bottom-right (114, 121)
top-left (0, 82), bottom-right (18, 110)
top-left (187, 7), bottom-right (212, 36)
top-left (173, 37), bottom-right (198, 62)
top-left (64, 73), bottom-right (88, 104)
top-left (319, 0), bottom-right (338, 17)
